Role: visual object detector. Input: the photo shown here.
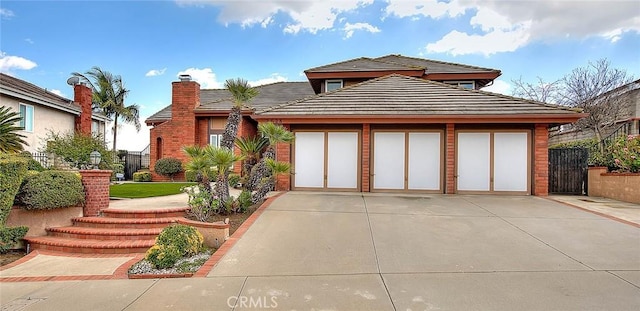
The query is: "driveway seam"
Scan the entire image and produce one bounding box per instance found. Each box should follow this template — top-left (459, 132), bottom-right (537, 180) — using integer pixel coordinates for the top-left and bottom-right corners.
top-left (122, 279), bottom-right (159, 311)
top-left (606, 271), bottom-right (640, 290)
top-left (230, 276), bottom-right (249, 311)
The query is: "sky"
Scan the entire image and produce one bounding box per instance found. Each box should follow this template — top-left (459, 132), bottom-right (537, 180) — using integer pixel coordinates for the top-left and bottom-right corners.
top-left (1, 0), bottom-right (639, 151)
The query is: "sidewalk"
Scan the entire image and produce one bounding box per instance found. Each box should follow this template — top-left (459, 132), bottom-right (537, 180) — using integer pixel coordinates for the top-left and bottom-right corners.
top-left (548, 195), bottom-right (640, 227)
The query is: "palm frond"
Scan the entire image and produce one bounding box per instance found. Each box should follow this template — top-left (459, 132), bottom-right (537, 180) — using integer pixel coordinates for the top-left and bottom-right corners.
top-left (0, 106), bottom-right (28, 153)
top-left (258, 122), bottom-right (295, 145)
top-left (224, 78), bottom-right (259, 108)
top-left (265, 158), bottom-right (290, 176)
top-left (235, 136), bottom-right (269, 157)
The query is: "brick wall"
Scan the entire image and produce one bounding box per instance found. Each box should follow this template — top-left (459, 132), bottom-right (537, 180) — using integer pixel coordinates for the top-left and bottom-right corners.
top-left (445, 123), bottom-right (455, 194)
top-left (361, 124), bottom-right (370, 192)
top-left (275, 124), bottom-right (291, 190)
top-left (80, 170), bottom-right (112, 217)
top-left (73, 83), bottom-right (93, 135)
top-left (533, 124), bottom-right (549, 196)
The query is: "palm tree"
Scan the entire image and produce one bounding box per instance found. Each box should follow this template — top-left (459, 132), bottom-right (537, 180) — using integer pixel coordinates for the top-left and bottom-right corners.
top-left (220, 78), bottom-right (259, 150)
top-left (73, 67), bottom-right (140, 150)
top-left (183, 145), bottom-right (214, 194)
top-left (204, 145), bottom-right (244, 206)
top-left (245, 122), bottom-right (294, 191)
top-left (252, 159), bottom-right (290, 204)
top-left (0, 106), bottom-right (28, 153)
top-left (235, 136), bottom-right (268, 178)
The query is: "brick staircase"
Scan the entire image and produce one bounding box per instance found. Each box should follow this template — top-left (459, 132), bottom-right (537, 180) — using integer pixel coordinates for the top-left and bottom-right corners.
top-left (24, 207), bottom-right (190, 254)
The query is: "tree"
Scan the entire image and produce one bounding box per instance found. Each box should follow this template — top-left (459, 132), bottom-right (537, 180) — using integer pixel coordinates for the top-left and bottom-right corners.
top-left (43, 130), bottom-right (113, 169)
top-left (220, 78), bottom-right (259, 150)
top-left (252, 158), bottom-right (290, 204)
top-left (154, 157), bottom-right (183, 182)
top-left (511, 76), bottom-right (561, 104)
top-left (245, 122), bottom-right (294, 195)
top-left (235, 136), bottom-right (268, 178)
top-left (183, 145), bottom-right (214, 194)
top-left (0, 106), bottom-right (28, 153)
top-left (203, 145), bottom-right (243, 209)
top-left (73, 67), bottom-right (140, 150)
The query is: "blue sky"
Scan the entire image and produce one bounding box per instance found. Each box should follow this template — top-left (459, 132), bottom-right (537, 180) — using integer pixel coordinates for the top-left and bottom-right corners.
top-left (1, 0), bottom-right (639, 150)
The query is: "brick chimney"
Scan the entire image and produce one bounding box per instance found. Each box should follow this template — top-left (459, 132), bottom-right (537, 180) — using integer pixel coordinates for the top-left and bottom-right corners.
top-left (171, 75), bottom-right (200, 148)
top-left (74, 83), bottom-right (93, 135)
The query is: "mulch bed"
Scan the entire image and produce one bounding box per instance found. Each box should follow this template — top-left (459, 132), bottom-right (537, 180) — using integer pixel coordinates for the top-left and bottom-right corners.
top-left (0, 250), bottom-right (27, 267)
top-left (203, 202), bottom-right (263, 235)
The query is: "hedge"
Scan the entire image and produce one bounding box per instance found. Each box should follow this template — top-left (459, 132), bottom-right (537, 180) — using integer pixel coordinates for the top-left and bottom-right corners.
top-left (0, 156), bottom-right (28, 224)
top-left (133, 171), bottom-right (152, 182)
top-left (15, 170), bottom-right (85, 210)
top-left (154, 157), bottom-right (183, 181)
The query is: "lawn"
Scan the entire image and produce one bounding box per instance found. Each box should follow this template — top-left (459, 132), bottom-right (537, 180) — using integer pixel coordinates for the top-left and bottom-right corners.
top-left (109, 182), bottom-right (196, 198)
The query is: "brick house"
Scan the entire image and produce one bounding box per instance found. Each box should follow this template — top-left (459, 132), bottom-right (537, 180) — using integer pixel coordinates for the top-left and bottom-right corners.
top-left (0, 73), bottom-right (109, 153)
top-left (146, 55), bottom-right (585, 195)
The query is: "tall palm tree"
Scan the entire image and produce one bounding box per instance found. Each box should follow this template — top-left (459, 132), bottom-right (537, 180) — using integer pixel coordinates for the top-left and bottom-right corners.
top-left (252, 159), bottom-right (290, 204)
top-left (235, 136), bottom-right (268, 178)
top-left (245, 122), bottom-right (294, 191)
top-left (0, 106), bottom-right (28, 153)
top-left (220, 78), bottom-right (259, 150)
top-left (204, 145), bottom-right (244, 206)
top-left (73, 67), bottom-right (140, 150)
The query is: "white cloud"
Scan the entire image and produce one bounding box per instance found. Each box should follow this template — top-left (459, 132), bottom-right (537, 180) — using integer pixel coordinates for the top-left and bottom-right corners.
top-left (145, 68), bottom-right (167, 77)
top-left (480, 79), bottom-right (510, 95)
top-left (49, 89), bottom-right (65, 97)
top-left (24, 38), bottom-right (34, 44)
top-left (176, 0), bottom-right (374, 34)
top-left (384, 0), bottom-right (468, 19)
top-left (0, 51), bottom-right (37, 73)
top-left (343, 22), bottom-right (380, 39)
top-left (249, 73), bottom-right (287, 86)
top-left (177, 68), bottom-right (222, 88)
top-left (0, 8), bottom-right (14, 19)
top-left (426, 22), bottom-right (531, 56)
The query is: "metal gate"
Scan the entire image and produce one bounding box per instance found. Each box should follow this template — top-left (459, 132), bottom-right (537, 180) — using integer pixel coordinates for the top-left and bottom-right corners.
top-left (115, 151), bottom-right (150, 180)
top-left (548, 148), bottom-right (589, 194)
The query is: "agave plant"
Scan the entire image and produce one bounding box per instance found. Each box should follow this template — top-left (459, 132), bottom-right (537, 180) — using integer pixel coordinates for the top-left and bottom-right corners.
top-left (0, 106), bottom-right (28, 153)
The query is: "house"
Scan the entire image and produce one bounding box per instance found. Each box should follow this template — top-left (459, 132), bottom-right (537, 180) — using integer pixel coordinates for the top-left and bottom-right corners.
top-left (146, 55), bottom-right (585, 195)
top-left (549, 79), bottom-right (640, 145)
top-left (0, 73), bottom-right (109, 153)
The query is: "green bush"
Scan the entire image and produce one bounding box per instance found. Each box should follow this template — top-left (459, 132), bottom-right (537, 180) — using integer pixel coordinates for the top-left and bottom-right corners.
top-left (609, 135), bottom-right (640, 173)
top-left (145, 224), bottom-right (204, 269)
top-left (15, 171), bottom-right (85, 210)
top-left (154, 157), bottom-right (183, 181)
top-left (0, 226), bottom-right (28, 253)
top-left (228, 173), bottom-right (241, 188)
top-left (18, 151), bottom-right (45, 171)
top-left (111, 163), bottom-right (124, 180)
top-left (0, 156), bottom-right (28, 224)
top-left (237, 189), bottom-right (252, 212)
top-left (133, 171), bottom-right (152, 182)
top-left (43, 130), bottom-right (113, 169)
top-left (185, 169), bottom-right (218, 183)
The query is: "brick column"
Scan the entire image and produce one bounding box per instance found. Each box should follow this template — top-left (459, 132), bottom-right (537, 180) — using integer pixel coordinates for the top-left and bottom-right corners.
top-left (362, 124), bottom-right (370, 192)
top-left (73, 83), bottom-right (93, 135)
top-left (275, 124), bottom-right (291, 191)
top-left (445, 123), bottom-right (456, 194)
top-left (533, 124), bottom-right (549, 196)
top-left (80, 170), bottom-right (112, 217)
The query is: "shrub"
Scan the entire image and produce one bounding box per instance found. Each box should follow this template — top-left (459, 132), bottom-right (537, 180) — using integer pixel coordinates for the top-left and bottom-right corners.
top-left (43, 130), bottom-right (113, 169)
top-left (18, 151), bottom-right (45, 171)
top-left (15, 171), bottom-right (85, 210)
top-left (228, 173), bottom-right (241, 188)
top-left (0, 156), bottom-right (28, 224)
top-left (145, 224), bottom-right (204, 269)
top-left (237, 189), bottom-right (252, 212)
top-left (182, 185), bottom-right (216, 222)
top-left (111, 163), bottom-right (124, 180)
top-left (133, 171), bottom-right (152, 182)
top-left (0, 226), bottom-right (28, 253)
top-left (154, 157), bottom-right (183, 181)
top-left (609, 135), bottom-right (640, 173)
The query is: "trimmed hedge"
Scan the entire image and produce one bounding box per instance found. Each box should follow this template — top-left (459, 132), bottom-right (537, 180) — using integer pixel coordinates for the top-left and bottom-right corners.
top-left (0, 226), bottom-right (28, 253)
top-left (0, 156), bottom-right (28, 224)
top-left (15, 171), bottom-right (85, 210)
top-left (154, 157), bottom-right (183, 181)
top-left (133, 171), bottom-right (152, 182)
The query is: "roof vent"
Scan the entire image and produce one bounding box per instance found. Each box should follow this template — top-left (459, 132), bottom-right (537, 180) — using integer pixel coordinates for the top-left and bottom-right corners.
top-left (178, 74), bottom-right (192, 82)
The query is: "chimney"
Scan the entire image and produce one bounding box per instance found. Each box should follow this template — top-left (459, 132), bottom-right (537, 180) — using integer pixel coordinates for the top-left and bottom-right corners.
top-left (74, 82), bottom-right (93, 135)
top-left (171, 76), bottom-right (200, 147)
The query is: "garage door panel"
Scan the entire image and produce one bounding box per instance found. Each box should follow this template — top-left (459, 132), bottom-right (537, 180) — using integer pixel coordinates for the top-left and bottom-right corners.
top-left (408, 133), bottom-right (441, 190)
top-left (327, 132), bottom-right (358, 189)
top-left (457, 133), bottom-right (491, 191)
top-left (294, 132), bottom-right (325, 188)
top-left (494, 133), bottom-right (528, 191)
top-left (374, 132), bottom-right (405, 189)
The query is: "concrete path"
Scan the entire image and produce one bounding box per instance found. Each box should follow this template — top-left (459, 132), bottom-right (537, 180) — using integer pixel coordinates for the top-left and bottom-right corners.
top-left (2, 193), bottom-right (639, 310)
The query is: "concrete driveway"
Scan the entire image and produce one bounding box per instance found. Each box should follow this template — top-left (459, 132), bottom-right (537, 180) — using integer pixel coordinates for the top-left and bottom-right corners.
top-left (207, 192), bottom-right (640, 310)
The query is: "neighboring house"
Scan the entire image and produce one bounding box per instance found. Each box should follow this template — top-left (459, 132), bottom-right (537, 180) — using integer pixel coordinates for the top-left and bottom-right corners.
top-left (146, 54), bottom-right (585, 195)
top-left (0, 73), bottom-right (109, 153)
top-left (549, 79), bottom-right (640, 145)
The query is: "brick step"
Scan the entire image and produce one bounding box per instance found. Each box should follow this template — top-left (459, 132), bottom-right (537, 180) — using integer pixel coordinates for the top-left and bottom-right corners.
top-left (47, 226), bottom-right (163, 241)
top-left (72, 216), bottom-right (185, 229)
top-left (101, 207), bottom-right (190, 219)
top-left (24, 236), bottom-right (155, 254)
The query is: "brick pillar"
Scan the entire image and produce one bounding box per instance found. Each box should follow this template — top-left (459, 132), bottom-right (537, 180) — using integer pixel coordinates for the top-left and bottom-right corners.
top-left (445, 123), bottom-right (456, 194)
top-left (80, 170), bottom-right (112, 217)
top-left (73, 83), bottom-right (93, 135)
top-left (362, 124), bottom-right (370, 192)
top-left (533, 124), bottom-right (549, 196)
top-left (275, 124), bottom-right (291, 191)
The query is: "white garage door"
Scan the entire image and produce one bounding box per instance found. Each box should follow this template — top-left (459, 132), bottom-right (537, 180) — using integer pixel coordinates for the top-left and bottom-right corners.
top-left (373, 132), bottom-right (441, 191)
top-left (294, 131), bottom-right (359, 190)
top-left (457, 131), bottom-right (529, 193)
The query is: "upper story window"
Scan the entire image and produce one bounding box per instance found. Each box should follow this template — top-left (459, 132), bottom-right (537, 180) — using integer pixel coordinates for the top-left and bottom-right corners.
top-left (325, 80), bottom-right (343, 92)
top-left (444, 81), bottom-right (475, 90)
top-left (19, 103), bottom-right (34, 132)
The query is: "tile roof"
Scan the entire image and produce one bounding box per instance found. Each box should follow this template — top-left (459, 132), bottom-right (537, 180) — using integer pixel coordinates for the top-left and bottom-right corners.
top-left (256, 74), bottom-right (580, 116)
top-left (0, 73), bottom-right (109, 121)
top-left (375, 54), bottom-right (500, 74)
top-left (304, 57), bottom-right (420, 73)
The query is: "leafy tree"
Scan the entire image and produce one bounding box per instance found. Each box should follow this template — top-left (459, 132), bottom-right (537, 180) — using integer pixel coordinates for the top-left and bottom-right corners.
top-left (154, 157), bottom-right (183, 182)
top-left (43, 130), bottom-right (113, 169)
top-left (0, 106), bottom-right (28, 153)
top-left (245, 122), bottom-right (294, 191)
top-left (73, 67), bottom-right (140, 150)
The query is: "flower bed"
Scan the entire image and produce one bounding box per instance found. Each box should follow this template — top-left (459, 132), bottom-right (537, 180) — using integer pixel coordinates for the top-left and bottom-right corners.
top-left (128, 249), bottom-right (212, 279)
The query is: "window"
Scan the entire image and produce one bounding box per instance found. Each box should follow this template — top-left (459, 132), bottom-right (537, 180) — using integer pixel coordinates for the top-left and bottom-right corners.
top-left (210, 134), bottom-right (223, 147)
top-left (325, 80), bottom-right (343, 92)
top-left (19, 104), bottom-right (34, 132)
top-left (92, 120), bottom-right (101, 136)
top-left (444, 81), bottom-right (475, 90)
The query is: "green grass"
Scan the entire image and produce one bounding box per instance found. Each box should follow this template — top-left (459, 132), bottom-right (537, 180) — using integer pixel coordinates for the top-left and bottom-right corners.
top-left (109, 182), bottom-right (196, 198)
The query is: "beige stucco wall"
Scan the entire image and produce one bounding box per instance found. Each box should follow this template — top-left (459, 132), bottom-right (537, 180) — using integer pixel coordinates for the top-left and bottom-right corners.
top-left (588, 167), bottom-right (640, 204)
top-left (1, 94), bottom-right (77, 153)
